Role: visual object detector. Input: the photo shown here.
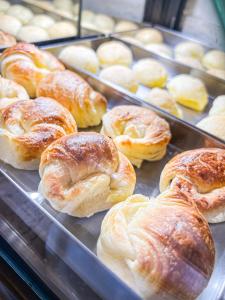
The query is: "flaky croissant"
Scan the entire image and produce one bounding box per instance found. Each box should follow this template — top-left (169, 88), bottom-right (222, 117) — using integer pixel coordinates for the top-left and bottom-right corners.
top-left (0, 43), bottom-right (65, 97)
top-left (0, 97), bottom-right (77, 170)
top-left (97, 193), bottom-right (215, 300)
top-left (159, 148), bottom-right (225, 223)
top-left (39, 132), bottom-right (136, 217)
top-left (37, 70), bottom-right (107, 128)
top-left (101, 105), bottom-right (171, 167)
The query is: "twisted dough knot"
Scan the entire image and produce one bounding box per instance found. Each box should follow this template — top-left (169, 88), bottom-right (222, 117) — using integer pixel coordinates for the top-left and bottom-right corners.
top-left (0, 43), bottom-right (65, 97)
top-left (37, 70), bottom-right (107, 128)
top-left (159, 148), bottom-right (225, 223)
top-left (39, 132), bottom-right (136, 217)
top-left (0, 97), bottom-right (77, 170)
top-left (101, 105), bottom-right (171, 167)
top-left (97, 194), bottom-right (215, 300)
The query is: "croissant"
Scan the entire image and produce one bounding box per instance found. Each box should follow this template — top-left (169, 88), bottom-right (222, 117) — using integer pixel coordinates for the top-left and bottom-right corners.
top-left (159, 148), bottom-right (225, 223)
top-left (0, 97), bottom-right (77, 170)
top-left (101, 105), bottom-right (171, 167)
top-left (97, 193), bottom-right (215, 300)
top-left (0, 30), bottom-right (16, 47)
top-left (37, 70), bottom-right (107, 128)
top-left (39, 132), bottom-right (136, 217)
top-left (0, 43), bottom-right (65, 97)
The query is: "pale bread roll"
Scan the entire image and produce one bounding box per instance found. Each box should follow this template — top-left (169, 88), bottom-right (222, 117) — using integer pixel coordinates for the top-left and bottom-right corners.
top-left (0, 0), bottom-right (10, 12)
top-left (94, 14), bottom-right (115, 33)
top-left (48, 21), bottom-right (77, 39)
top-left (135, 28), bottom-right (163, 44)
top-left (197, 115), bottom-right (225, 141)
top-left (120, 36), bottom-right (142, 47)
top-left (81, 10), bottom-right (95, 26)
top-left (174, 42), bottom-right (204, 61)
top-left (53, 0), bottom-right (72, 11)
top-left (203, 50), bottom-right (225, 70)
top-left (176, 56), bottom-right (203, 69)
top-left (29, 14), bottom-right (55, 29)
top-left (145, 43), bottom-right (173, 58)
top-left (0, 15), bottom-right (21, 36)
top-left (115, 21), bottom-right (138, 32)
top-left (207, 69), bottom-right (225, 80)
top-left (17, 26), bottom-right (49, 42)
top-left (7, 5), bottom-right (33, 24)
top-left (209, 95), bottom-right (225, 116)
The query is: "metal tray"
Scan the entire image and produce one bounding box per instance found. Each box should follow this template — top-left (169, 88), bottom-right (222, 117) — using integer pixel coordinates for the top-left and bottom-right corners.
top-left (0, 46), bottom-right (225, 299)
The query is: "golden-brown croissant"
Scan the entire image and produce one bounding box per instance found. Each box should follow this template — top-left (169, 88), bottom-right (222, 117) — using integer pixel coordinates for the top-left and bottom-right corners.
top-left (37, 70), bottom-right (107, 128)
top-left (101, 105), bottom-right (171, 167)
top-left (0, 97), bottom-right (77, 170)
top-left (159, 148), bottom-right (225, 223)
top-left (0, 43), bottom-right (65, 97)
top-left (39, 132), bottom-right (136, 217)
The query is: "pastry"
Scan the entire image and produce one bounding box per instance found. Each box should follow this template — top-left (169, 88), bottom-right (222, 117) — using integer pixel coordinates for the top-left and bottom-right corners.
top-left (159, 148), bottom-right (225, 223)
top-left (81, 10), bottom-right (95, 26)
top-left (59, 45), bottom-right (99, 74)
top-left (53, 0), bottom-right (72, 11)
top-left (197, 115), bottom-right (225, 141)
top-left (29, 14), bottom-right (55, 29)
top-left (7, 5), bottom-right (33, 24)
top-left (17, 26), bottom-right (49, 42)
top-left (47, 22), bottom-right (77, 39)
top-left (39, 132), bottom-right (136, 217)
top-left (114, 21), bottom-right (138, 32)
top-left (167, 74), bottom-right (208, 111)
top-left (207, 69), bottom-right (225, 80)
top-left (99, 65), bottom-right (138, 93)
top-left (145, 43), bottom-right (173, 58)
top-left (94, 14), bottom-right (115, 33)
top-left (133, 58), bottom-right (168, 88)
top-left (176, 56), bottom-right (203, 69)
top-left (209, 95), bottom-right (225, 116)
top-left (135, 28), bottom-right (163, 44)
top-left (97, 193), bottom-right (215, 299)
top-left (0, 15), bottom-right (22, 36)
top-left (0, 76), bottom-right (29, 109)
top-left (202, 50), bottom-right (225, 70)
top-left (0, 0), bottom-right (10, 13)
top-left (101, 105), bottom-right (171, 167)
top-left (0, 97), bottom-right (77, 170)
top-left (0, 43), bottom-right (65, 97)
top-left (143, 88), bottom-right (183, 118)
top-left (37, 70), bottom-right (107, 128)
top-left (96, 41), bottom-right (133, 68)
top-left (0, 30), bottom-right (16, 47)
top-left (174, 42), bottom-right (204, 61)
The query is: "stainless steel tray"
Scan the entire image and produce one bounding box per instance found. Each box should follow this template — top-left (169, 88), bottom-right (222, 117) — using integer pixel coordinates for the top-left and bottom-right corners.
top-left (0, 48), bottom-right (225, 299)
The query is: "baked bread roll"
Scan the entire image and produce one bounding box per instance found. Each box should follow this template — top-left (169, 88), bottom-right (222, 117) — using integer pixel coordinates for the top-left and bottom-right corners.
top-left (0, 30), bottom-right (16, 47)
top-left (143, 88), bottom-right (183, 118)
top-left (58, 45), bottom-right (99, 74)
top-left (167, 74), bottom-right (208, 111)
top-left (7, 5), bottom-right (33, 24)
top-left (37, 70), bottom-right (107, 128)
top-left (17, 26), bottom-right (49, 42)
top-left (47, 21), bottom-right (77, 39)
top-left (101, 105), bottom-right (171, 167)
top-left (176, 56), bottom-right (203, 69)
top-left (174, 42), bottom-right (204, 61)
top-left (0, 15), bottom-right (22, 36)
top-left (159, 148), bottom-right (225, 223)
top-left (81, 10), bottom-right (95, 26)
top-left (120, 36), bottom-right (142, 47)
top-left (202, 50), bottom-right (225, 70)
top-left (135, 28), bottom-right (163, 44)
top-left (0, 76), bottom-right (29, 109)
top-left (96, 41), bottom-right (133, 68)
top-left (39, 132), bottom-right (136, 217)
top-left (115, 21), bottom-right (138, 32)
top-left (145, 43), bottom-right (173, 58)
top-left (209, 95), bottom-right (225, 116)
top-left (207, 69), bottom-right (225, 80)
top-left (197, 115), bottom-right (225, 141)
top-left (0, 0), bottom-right (10, 13)
top-left (29, 14), bottom-right (55, 29)
top-left (53, 0), bottom-right (72, 11)
top-left (99, 65), bottom-right (138, 93)
top-left (94, 14), bottom-right (115, 33)
top-left (0, 43), bottom-right (65, 97)
top-left (97, 194), bottom-right (215, 300)
top-left (0, 97), bottom-right (77, 170)
top-left (133, 58), bottom-right (168, 88)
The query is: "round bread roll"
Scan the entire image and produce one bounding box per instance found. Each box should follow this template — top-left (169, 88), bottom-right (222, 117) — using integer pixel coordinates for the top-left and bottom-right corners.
top-left (99, 65), bottom-right (138, 93)
top-left (37, 70), bottom-right (107, 128)
top-left (97, 41), bottom-right (133, 68)
top-left (174, 42), bottom-right (204, 61)
top-left (39, 132), bottom-right (136, 217)
top-left (145, 43), bottom-right (173, 58)
top-left (120, 36), bottom-right (142, 47)
top-left (143, 88), bottom-right (183, 118)
top-left (207, 69), bottom-right (225, 80)
top-left (59, 45), bottom-right (99, 74)
top-left (197, 115), bottom-right (225, 141)
top-left (0, 30), bottom-right (16, 47)
top-left (135, 28), bottom-right (163, 44)
top-left (0, 97), bottom-right (77, 170)
top-left (101, 105), bottom-right (171, 167)
top-left (160, 148), bottom-right (225, 223)
top-left (176, 56), bottom-right (203, 69)
top-left (202, 50), bottom-right (225, 70)
top-left (81, 10), bottom-right (95, 26)
top-left (115, 21), bottom-right (138, 32)
top-left (7, 5), bottom-right (33, 24)
top-left (35, 0), bottom-right (54, 10)
top-left (167, 74), bottom-right (208, 111)
top-left (0, 43), bottom-right (65, 97)
top-left (0, 15), bottom-right (22, 36)
top-left (209, 95), bottom-right (225, 116)
top-left (94, 14), bottom-right (115, 33)
top-left (53, 0), bottom-right (72, 11)
top-left (17, 26), bottom-right (49, 42)
top-left (97, 194), bottom-right (215, 299)
top-left (0, 0), bottom-right (10, 12)
top-left (133, 58), bottom-right (168, 88)
top-left (29, 14), bottom-right (55, 29)
top-left (47, 21), bottom-right (77, 39)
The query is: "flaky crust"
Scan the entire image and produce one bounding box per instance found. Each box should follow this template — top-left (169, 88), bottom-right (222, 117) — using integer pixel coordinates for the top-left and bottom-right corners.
top-left (0, 97), bottom-right (77, 170)
top-left (97, 194), bottom-right (215, 300)
top-left (159, 148), bottom-right (225, 223)
top-left (0, 30), bottom-right (16, 46)
top-left (39, 132), bottom-right (136, 217)
top-left (37, 70), bottom-right (107, 128)
top-left (0, 43), bottom-right (65, 97)
top-left (101, 105), bottom-right (171, 167)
